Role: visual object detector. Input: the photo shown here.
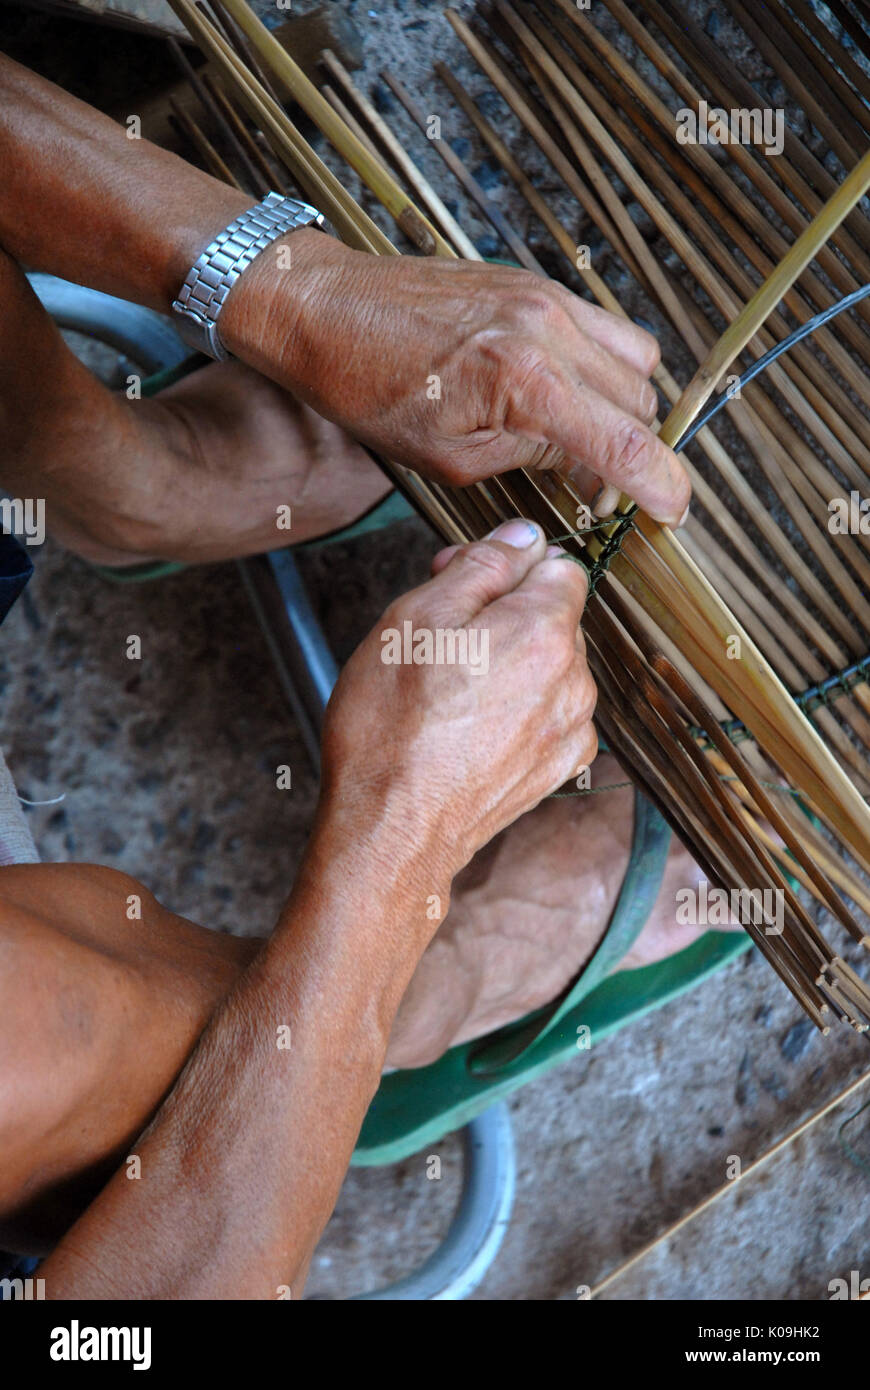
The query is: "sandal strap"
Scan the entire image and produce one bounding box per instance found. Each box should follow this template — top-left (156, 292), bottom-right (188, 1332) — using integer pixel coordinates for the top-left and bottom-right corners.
top-left (468, 790), bottom-right (672, 1076)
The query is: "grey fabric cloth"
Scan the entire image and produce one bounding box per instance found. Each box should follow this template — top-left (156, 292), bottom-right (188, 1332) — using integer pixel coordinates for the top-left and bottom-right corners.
top-left (0, 747), bottom-right (38, 865)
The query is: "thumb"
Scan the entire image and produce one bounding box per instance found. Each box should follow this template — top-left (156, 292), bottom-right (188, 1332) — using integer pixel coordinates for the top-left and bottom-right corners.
top-left (418, 519), bottom-right (547, 626)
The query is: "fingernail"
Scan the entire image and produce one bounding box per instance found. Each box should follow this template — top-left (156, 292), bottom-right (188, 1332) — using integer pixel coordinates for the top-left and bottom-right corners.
top-left (591, 484), bottom-right (620, 518)
top-left (485, 518), bottom-right (540, 548)
top-left (677, 504), bottom-right (690, 528)
top-left (546, 544), bottom-right (564, 557)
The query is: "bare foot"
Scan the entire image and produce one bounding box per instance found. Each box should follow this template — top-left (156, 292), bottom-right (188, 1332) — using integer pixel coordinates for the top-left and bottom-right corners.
top-left (386, 755), bottom-right (719, 1068)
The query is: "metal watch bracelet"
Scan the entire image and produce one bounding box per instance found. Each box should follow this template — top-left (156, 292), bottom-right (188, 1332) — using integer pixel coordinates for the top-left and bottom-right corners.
top-left (170, 192), bottom-right (324, 362)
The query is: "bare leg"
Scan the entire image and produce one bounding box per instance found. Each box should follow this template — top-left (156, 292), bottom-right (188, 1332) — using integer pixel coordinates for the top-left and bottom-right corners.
top-left (0, 768), bottom-right (712, 1248)
top-left (385, 755), bottom-right (710, 1067)
top-left (0, 248), bottom-right (391, 567)
top-left (0, 863), bottom-right (256, 1253)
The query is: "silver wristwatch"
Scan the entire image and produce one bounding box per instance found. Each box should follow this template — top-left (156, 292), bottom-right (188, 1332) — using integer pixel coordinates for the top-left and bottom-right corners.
top-left (170, 192), bottom-right (325, 362)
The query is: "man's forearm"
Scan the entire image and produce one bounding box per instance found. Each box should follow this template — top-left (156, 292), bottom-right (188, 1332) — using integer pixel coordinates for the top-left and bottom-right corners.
top-left (37, 798), bottom-right (453, 1299)
top-left (0, 53), bottom-right (254, 312)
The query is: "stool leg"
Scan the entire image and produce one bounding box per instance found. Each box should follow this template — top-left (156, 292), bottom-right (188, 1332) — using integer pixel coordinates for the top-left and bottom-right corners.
top-left (354, 1103), bottom-right (516, 1301)
top-left (237, 549), bottom-right (338, 771)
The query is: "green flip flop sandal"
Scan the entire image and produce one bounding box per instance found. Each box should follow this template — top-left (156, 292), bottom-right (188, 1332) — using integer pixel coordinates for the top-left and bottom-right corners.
top-left (353, 791), bottom-right (752, 1165)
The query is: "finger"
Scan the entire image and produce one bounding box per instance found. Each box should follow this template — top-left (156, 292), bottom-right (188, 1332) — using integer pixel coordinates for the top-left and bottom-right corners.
top-left (502, 368), bottom-right (690, 526)
top-left (550, 285), bottom-right (661, 377)
top-left (412, 518), bottom-right (548, 626)
top-left (560, 332), bottom-right (659, 425)
top-left (591, 483), bottom-right (621, 518)
top-left (497, 550), bottom-right (590, 640)
top-left (554, 464), bottom-right (621, 525)
top-left (431, 544), bottom-right (461, 576)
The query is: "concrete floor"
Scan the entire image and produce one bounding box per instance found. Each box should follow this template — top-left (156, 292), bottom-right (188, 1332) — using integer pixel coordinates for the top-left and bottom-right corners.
top-left (3, 0), bottom-right (870, 1300)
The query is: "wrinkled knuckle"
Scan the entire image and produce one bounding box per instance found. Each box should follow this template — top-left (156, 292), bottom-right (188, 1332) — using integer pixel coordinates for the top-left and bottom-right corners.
top-left (609, 421), bottom-right (652, 485)
top-left (515, 279), bottom-right (557, 320)
top-left (531, 292), bottom-right (566, 330)
top-left (508, 342), bottom-right (552, 398)
top-left (460, 541), bottom-right (516, 588)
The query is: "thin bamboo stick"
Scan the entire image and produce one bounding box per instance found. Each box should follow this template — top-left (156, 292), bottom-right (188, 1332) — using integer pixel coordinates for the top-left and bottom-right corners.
top-left (321, 84), bottom-right (382, 164)
top-left (168, 99), bottom-right (242, 187)
top-left (381, 69), bottom-right (547, 275)
top-left (167, 0), bottom-right (394, 254)
top-left (541, 0), bottom-right (870, 469)
top-left (589, 1069), bottom-right (870, 1298)
top-left (320, 49), bottom-right (481, 261)
top-left (168, 34), bottom-right (268, 194)
top-left (604, 0), bottom-right (870, 298)
top-left (203, 73), bottom-right (276, 189)
top-left (728, 0), bottom-right (864, 169)
top-left (212, 0), bottom-right (456, 257)
top-left (633, 0), bottom-right (870, 270)
top-left (775, 0), bottom-right (870, 137)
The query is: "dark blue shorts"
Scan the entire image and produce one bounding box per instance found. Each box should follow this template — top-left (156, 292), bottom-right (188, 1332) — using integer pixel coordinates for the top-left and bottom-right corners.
top-left (0, 530), bottom-right (32, 627)
top-left (0, 529), bottom-right (32, 1285)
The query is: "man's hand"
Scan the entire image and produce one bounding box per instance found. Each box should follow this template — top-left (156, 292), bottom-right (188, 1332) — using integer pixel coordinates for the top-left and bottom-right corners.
top-left (1, 54), bottom-right (688, 525)
top-left (221, 230), bottom-right (690, 525)
top-left (320, 517), bottom-right (596, 890)
top-left (31, 520), bottom-right (594, 1297)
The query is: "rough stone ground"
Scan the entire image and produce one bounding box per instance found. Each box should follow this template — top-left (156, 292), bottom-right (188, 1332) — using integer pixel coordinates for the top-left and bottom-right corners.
top-left (3, 0), bottom-right (869, 1300)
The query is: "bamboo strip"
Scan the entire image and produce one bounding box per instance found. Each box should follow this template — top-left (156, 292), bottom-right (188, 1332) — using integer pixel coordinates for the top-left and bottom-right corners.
top-left (322, 84), bottom-right (383, 165)
top-left (213, 0), bottom-right (456, 257)
top-left (604, 0), bottom-right (870, 297)
top-left (541, 0), bottom-right (870, 469)
top-left (168, 99), bottom-right (242, 187)
top-left (203, 74), bottom-right (276, 189)
top-left (728, 0), bottom-right (865, 169)
top-left (320, 49), bottom-right (481, 261)
top-left (168, 35), bottom-right (268, 194)
top-left (775, 0), bottom-right (870, 136)
top-left (381, 69), bottom-right (547, 275)
top-left (589, 1069), bottom-right (870, 1298)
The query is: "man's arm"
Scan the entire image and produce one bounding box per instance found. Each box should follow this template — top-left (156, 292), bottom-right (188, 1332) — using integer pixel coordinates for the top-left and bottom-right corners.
top-left (37, 803), bottom-right (452, 1298)
top-left (0, 54), bottom-right (689, 523)
top-left (35, 523), bottom-right (594, 1297)
top-left (0, 52), bottom-right (251, 314)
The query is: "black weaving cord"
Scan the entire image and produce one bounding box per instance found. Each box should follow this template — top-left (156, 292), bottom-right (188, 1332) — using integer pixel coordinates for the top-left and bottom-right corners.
top-left (566, 281), bottom-right (870, 594)
top-left (700, 652), bottom-right (870, 749)
top-left (675, 281), bottom-right (870, 452)
top-left (554, 283), bottom-right (870, 732)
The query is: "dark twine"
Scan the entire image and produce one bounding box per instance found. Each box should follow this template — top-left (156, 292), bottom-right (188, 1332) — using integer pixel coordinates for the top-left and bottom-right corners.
top-left (549, 504), bottom-right (640, 594)
top-left (838, 1095), bottom-right (870, 1175)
